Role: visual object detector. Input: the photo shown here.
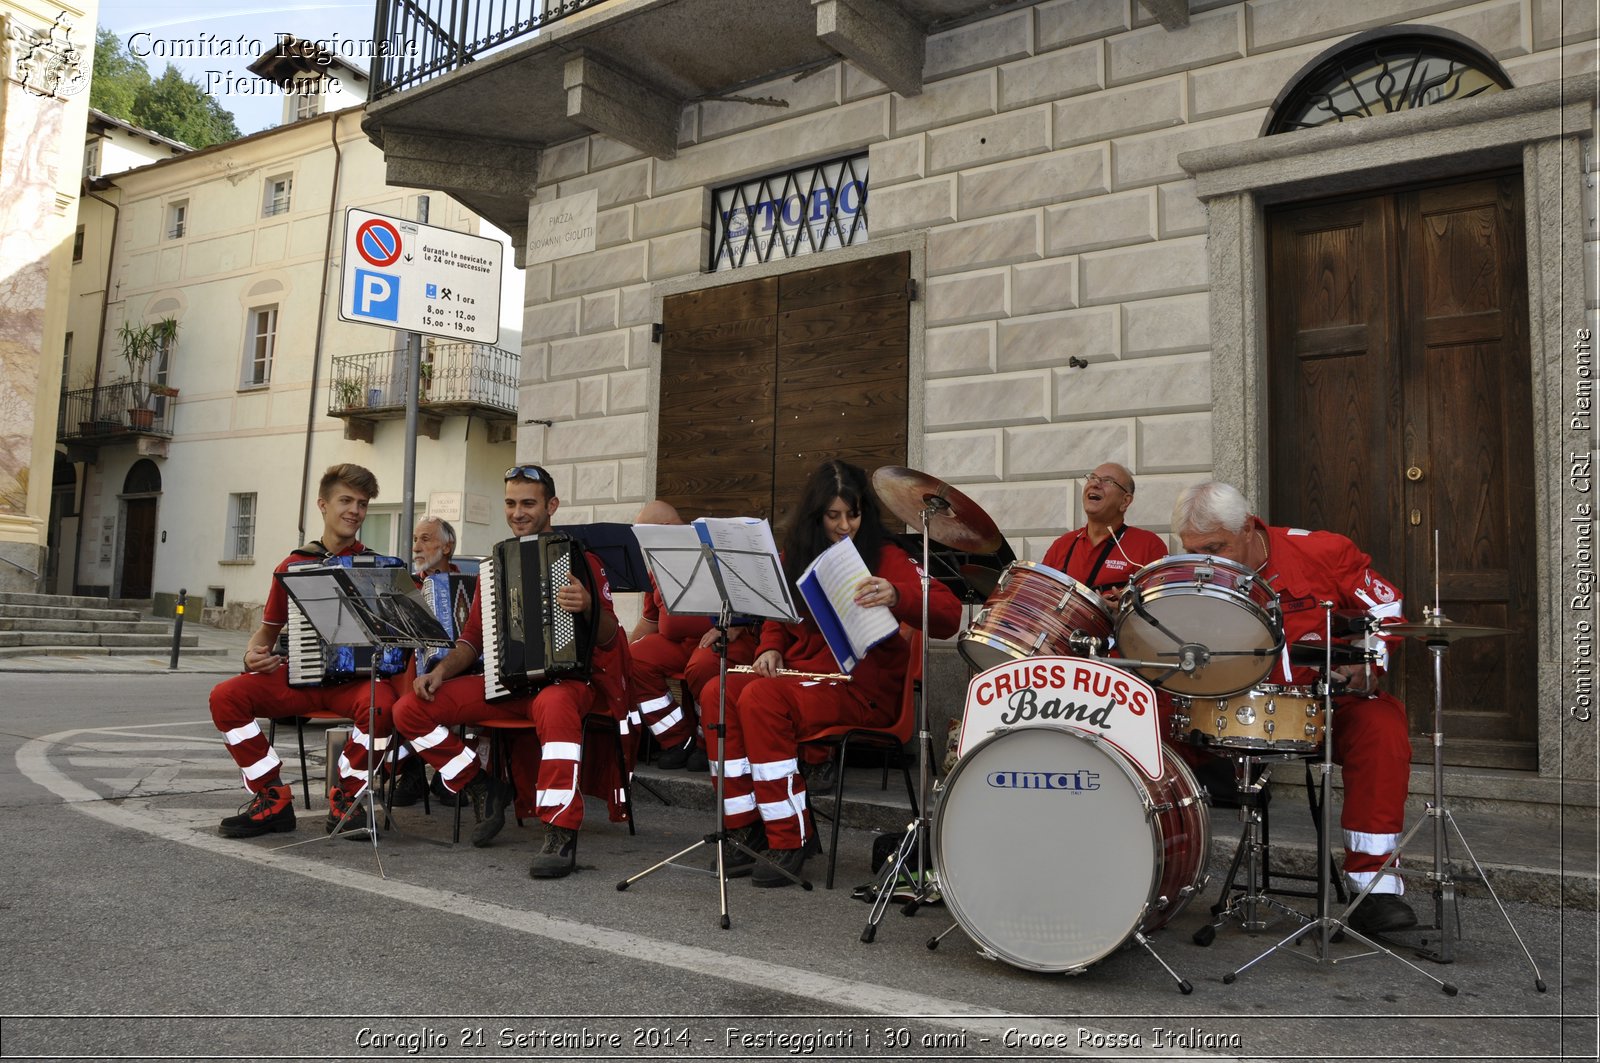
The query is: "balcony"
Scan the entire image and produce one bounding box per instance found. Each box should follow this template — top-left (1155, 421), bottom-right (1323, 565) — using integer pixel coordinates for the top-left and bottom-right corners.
top-left (327, 342), bottom-right (519, 442)
top-left (58, 382), bottom-right (175, 454)
top-left (362, 0), bottom-right (1025, 237)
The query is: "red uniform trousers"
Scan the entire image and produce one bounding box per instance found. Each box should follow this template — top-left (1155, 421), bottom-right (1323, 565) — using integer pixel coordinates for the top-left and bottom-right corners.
top-left (630, 634), bottom-right (755, 749)
top-left (391, 675), bottom-right (600, 830)
top-left (208, 668), bottom-right (396, 797)
top-left (698, 672), bottom-right (894, 849)
top-left (1159, 688), bottom-right (1411, 893)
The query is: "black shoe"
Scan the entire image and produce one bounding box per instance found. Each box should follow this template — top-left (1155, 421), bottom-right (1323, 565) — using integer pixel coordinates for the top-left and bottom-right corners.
top-left (470, 776), bottom-right (514, 849)
top-left (529, 825), bottom-right (578, 878)
top-left (324, 788), bottom-right (376, 838)
top-left (804, 757), bottom-right (839, 794)
top-left (1346, 894), bottom-right (1418, 936)
top-left (388, 758), bottom-right (428, 807)
top-left (429, 771), bottom-right (468, 808)
top-left (656, 737), bottom-right (694, 770)
top-left (751, 831), bottom-right (821, 889)
top-left (218, 784), bottom-right (296, 838)
top-left (685, 745), bottom-right (709, 773)
top-left (717, 822), bottom-right (766, 878)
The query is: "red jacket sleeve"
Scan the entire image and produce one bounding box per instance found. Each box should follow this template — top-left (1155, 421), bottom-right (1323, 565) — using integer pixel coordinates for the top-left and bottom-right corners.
top-left (880, 542), bottom-right (962, 639)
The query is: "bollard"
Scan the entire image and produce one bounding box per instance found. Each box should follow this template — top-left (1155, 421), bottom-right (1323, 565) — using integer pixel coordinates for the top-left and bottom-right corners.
top-left (168, 587), bottom-right (187, 670)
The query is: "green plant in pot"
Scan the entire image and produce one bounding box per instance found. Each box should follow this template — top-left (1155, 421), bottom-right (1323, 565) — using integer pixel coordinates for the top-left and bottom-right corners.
top-left (334, 377), bottom-right (363, 410)
top-left (117, 316), bottom-right (180, 413)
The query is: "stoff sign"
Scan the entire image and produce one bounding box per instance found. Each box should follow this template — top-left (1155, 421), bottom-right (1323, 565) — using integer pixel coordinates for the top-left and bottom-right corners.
top-left (338, 208), bottom-right (502, 344)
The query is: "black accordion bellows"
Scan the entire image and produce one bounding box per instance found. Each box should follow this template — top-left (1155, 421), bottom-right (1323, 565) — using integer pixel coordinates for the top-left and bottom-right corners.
top-left (480, 533), bottom-right (598, 701)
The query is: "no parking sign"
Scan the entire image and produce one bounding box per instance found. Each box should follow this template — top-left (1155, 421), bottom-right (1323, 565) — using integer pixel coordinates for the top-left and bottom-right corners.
top-left (338, 208), bottom-right (502, 344)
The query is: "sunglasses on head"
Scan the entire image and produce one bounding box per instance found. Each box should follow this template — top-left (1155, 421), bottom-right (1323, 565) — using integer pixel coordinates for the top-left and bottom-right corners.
top-left (504, 465), bottom-right (553, 487)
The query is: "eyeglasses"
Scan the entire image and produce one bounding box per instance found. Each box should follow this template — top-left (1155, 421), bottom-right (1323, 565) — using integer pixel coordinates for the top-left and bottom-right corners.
top-left (1085, 472), bottom-right (1129, 493)
top-left (504, 464), bottom-right (553, 488)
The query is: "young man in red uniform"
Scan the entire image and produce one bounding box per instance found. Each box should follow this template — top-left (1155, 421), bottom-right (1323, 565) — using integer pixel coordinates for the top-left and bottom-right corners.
top-left (1171, 480), bottom-right (1416, 936)
top-left (209, 463), bottom-right (399, 838)
top-left (1040, 462), bottom-right (1168, 603)
top-left (628, 500), bottom-right (756, 771)
top-left (390, 464), bottom-right (627, 878)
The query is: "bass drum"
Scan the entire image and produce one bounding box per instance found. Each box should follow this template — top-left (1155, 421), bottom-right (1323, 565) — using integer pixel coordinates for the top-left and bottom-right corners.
top-left (932, 726), bottom-right (1208, 974)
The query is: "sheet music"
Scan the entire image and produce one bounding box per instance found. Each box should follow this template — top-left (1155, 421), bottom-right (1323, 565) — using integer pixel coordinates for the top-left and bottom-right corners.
top-left (280, 568), bottom-right (452, 646)
top-left (694, 517), bottom-right (798, 622)
top-left (796, 537), bottom-right (898, 672)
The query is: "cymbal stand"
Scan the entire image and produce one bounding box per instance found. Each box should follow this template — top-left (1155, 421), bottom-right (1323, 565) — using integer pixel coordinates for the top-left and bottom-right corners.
top-left (618, 605), bottom-right (811, 926)
top-left (861, 493), bottom-right (942, 941)
top-left (1224, 603), bottom-right (1459, 995)
top-left (1346, 542), bottom-right (1545, 986)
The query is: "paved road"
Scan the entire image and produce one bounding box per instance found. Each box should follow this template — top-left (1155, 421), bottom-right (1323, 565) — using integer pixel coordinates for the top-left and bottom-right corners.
top-left (0, 673), bottom-right (1594, 1062)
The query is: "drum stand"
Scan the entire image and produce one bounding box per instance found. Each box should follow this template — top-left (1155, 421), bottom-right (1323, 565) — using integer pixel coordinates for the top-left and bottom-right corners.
top-left (1193, 752), bottom-right (1322, 944)
top-left (1223, 604), bottom-right (1458, 995)
top-left (1345, 605), bottom-right (1545, 989)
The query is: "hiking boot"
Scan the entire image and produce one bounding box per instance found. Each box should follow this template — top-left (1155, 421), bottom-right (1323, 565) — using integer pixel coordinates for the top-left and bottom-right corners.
top-left (325, 787), bottom-right (376, 838)
top-left (218, 784), bottom-right (295, 838)
top-left (685, 745), bottom-right (709, 773)
top-left (469, 776), bottom-right (514, 849)
top-left (429, 771), bottom-right (468, 808)
top-left (656, 736), bottom-right (694, 770)
top-left (717, 822), bottom-right (766, 878)
top-left (529, 825), bottom-right (578, 879)
top-left (1346, 894), bottom-right (1417, 936)
top-left (388, 758), bottom-right (428, 807)
top-left (751, 831), bottom-right (821, 889)
top-left (803, 757), bottom-right (839, 794)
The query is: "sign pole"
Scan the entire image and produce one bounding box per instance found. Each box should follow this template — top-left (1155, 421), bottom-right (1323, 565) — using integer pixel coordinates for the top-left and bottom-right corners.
top-left (402, 329), bottom-right (420, 552)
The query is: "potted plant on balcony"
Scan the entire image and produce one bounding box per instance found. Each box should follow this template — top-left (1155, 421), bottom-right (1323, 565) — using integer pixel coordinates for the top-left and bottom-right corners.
top-left (418, 359), bottom-right (434, 402)
top-left (117, 316), bottom-right (179, 429)
top-left (334, 377), bottom-right (363, 411)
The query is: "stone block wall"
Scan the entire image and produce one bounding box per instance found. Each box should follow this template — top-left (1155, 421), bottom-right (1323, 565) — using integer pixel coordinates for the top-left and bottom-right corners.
top-left (519, 0), bottom-right (1594, 552)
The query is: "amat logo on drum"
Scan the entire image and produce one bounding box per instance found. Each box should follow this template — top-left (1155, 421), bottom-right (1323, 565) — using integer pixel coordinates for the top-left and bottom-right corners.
top-left (986, 770), bottom-right (1100, 792)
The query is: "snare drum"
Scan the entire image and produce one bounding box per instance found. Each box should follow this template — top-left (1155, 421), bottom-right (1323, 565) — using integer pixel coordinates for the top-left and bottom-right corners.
top-left (1114, 555), bottom-right (1282, 697)
top-left (932, 726), bottom-right (1208, 974)
top-left (958, 562), bottom-right (1113, 672)
top-left (1170, 684), bottom-right (1325, 752)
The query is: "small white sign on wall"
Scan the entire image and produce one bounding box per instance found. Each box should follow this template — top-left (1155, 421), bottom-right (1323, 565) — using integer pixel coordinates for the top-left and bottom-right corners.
top-left (524, 189), bottom-right (598, 267)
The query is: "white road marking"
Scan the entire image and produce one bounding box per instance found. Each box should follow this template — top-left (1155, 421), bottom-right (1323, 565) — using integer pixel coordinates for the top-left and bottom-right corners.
top-left (15, 721), bottom-right (1246, 1061)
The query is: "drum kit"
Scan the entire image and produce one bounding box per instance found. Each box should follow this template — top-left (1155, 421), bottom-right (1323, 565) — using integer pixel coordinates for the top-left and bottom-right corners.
top-left (864, 467), bottom-right (1544, 996)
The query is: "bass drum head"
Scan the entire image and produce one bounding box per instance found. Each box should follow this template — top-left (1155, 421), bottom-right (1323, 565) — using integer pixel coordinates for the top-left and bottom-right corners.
top-left (932, 726), bottom-right (1157, 973)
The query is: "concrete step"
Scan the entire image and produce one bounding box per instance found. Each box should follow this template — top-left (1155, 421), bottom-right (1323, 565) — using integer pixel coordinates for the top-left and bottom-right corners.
top-left (0, 643), bottom-right (228, 659)
top-left (11, 631), bottom-right (196, 649)
top-left (0, 604), bottom-right (146, 622)
top-left (0, 591), bottom-right (150, 611)
top-left (0, 617), bottom-right (170, 635)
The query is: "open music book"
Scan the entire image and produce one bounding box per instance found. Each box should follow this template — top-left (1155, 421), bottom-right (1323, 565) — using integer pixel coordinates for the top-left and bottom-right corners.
top-left (796, 537), bottom-right (899, 674)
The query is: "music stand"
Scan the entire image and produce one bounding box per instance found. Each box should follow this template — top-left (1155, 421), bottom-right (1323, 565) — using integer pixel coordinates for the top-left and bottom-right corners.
top-left (273, 566), bottom-right (453, 876)
top-left (617, 518), bottom-right (805, 927)
top-left (560, 522), bottom-right (652, 593)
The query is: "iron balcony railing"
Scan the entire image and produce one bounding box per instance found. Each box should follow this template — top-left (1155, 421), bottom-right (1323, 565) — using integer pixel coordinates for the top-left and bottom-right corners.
top-left (328, 341), bottom-right (519, 417)
top-left (58, 382), bottom-right (175, 441)
top-left (370, 0), bottom-right (609, 101)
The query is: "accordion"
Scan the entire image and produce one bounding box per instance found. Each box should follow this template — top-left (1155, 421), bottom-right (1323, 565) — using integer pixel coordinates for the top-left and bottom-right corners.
top-left (418, 571), bottom-right (479, 676)
top-left (480, 534), bottom-right (596, 702)
top-left (283, 553), bottom-right (410, 687)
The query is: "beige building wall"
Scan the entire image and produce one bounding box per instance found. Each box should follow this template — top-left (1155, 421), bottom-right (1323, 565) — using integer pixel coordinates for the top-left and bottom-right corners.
top-left (76, 108), bottom-right (518, 622)
top-left (0, 0), bottom-right (96, 590)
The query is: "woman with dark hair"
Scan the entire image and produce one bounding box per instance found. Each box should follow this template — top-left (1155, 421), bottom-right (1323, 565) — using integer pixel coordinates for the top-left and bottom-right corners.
top-left (697, 459), bottom-right (963, 887)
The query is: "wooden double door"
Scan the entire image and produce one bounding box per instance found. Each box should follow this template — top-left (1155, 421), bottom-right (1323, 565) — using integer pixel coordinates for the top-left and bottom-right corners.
top-left (1267, 173), bottom-right (1536, 769)
top-left (656, 252), bottom-right (911, 540)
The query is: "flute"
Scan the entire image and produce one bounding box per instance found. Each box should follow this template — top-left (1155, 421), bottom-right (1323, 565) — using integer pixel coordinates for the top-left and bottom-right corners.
top-left (728, 665), bottom-right (852, 682)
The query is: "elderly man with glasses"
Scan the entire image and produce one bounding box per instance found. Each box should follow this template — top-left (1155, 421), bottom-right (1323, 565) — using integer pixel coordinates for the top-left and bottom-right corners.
top-left (390, 464), bottom-right (629, 878)
top-left (1040, 462), bottom-right (1168, 604)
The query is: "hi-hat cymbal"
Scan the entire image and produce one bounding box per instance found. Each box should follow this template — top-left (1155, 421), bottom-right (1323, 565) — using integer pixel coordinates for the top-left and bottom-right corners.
top-left (872, 466), bottom-right (1003, 553)
top-left (959, 563), bottom-right (1002, 599)
top-left (1383, 616), bottom-right (1514, 643)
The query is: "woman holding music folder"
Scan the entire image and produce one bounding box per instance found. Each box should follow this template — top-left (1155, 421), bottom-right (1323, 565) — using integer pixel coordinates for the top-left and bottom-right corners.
top-left (698, 459), bottom-right (962, 887)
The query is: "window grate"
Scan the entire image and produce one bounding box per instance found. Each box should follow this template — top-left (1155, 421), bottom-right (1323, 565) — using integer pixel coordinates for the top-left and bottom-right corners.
top-left (710, 154), bottom-right (869, 272)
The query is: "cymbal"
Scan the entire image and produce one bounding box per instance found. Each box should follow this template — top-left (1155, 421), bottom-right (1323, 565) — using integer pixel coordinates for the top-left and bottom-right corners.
top-left (1383, 616), bottom-right (1514, 643)
top-left (959, 563), bottom-right (1002, 599)
top-left (872, 466), bottom-right (1003, 553)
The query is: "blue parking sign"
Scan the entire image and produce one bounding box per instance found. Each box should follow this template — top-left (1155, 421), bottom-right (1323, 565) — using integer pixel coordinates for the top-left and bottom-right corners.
top-left (354, 269), bottom-right (400, 321)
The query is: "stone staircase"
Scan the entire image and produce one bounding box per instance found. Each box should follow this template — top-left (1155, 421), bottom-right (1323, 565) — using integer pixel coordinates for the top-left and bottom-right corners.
top-left (0, 591), bottom-right (221, 658)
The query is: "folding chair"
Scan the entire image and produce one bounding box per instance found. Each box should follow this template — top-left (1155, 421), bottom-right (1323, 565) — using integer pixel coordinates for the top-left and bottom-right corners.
top-left (799, 627), bottom-right (921, 889)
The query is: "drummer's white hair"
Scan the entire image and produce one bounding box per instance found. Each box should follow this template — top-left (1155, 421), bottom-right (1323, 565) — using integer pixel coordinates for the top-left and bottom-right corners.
top-left (1172, 481), bottom-right (1251, 535)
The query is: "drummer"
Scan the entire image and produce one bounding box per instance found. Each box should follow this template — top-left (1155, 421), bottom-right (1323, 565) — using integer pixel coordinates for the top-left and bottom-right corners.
top-left (1041, 462), bottom-right (1168, 604)
top-left (1170, 480), bottom-right (1415, 937)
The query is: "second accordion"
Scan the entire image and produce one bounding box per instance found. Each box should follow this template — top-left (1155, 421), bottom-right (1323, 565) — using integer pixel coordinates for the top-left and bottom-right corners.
top-left (480, 533), bottom-right (596, 701)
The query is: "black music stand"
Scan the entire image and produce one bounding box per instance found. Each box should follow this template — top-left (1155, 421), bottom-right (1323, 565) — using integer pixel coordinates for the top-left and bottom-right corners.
top-left (274, 566), bottom-right (453, 876)
top-left (616, 519), bottom-right (804, 927)
top-left (560, 522), bottom-right (651, 593)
